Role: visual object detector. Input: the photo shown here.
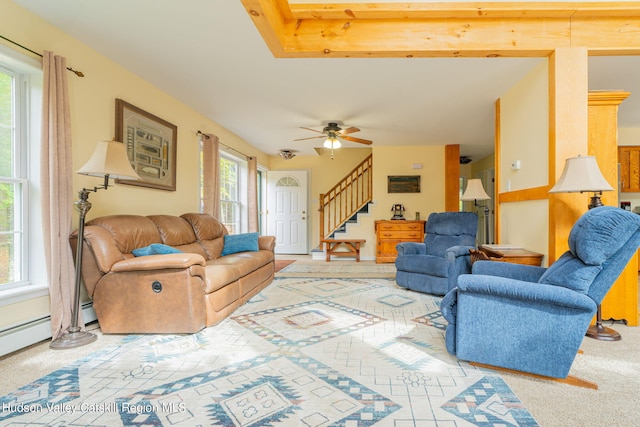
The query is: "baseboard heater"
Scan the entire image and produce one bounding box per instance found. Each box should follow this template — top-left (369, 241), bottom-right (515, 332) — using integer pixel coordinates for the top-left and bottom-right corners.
top-left (0, 302), bottom-right (97, 358)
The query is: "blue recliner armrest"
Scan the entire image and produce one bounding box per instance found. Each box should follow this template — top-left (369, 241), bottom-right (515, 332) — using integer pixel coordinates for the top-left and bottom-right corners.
top-left (445, 245), bottom-right (474, 259)
top-left (457, 274), bottom-right (595, 312)
top-left (396, 242), bottom-right (426, 255)
top-left (471, 260), bottom-right (547, 282)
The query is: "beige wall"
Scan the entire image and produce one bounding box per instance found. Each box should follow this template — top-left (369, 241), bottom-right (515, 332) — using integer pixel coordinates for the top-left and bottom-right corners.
top-left (268, 145), bottom-right (445, 259)
top-left (0, 1), bottom-right (270, 328)
top-left (498, 59), bottom-right (550, 261)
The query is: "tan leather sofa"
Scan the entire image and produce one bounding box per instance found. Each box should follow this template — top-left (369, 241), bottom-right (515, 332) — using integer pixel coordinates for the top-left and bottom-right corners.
top-left (71, 213), bottom-right (275, 334)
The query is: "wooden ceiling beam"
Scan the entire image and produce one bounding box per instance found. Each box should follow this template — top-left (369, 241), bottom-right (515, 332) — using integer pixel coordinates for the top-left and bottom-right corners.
top-left (288, 2), bottom-right (640, 20)
top-left (241, 1), bottom-right (640, 57)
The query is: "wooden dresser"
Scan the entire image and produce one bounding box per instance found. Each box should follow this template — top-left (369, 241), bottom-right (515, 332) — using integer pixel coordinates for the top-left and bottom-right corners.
top-left (375, 220), bottom-right (426, 263)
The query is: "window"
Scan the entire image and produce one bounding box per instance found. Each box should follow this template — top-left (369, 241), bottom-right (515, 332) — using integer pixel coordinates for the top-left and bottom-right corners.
top-left (0, 45), bottom-right (44, 297)
top-left (200, 145), bottom-right (265, 235)
top-left (219, 152), bottom-right (247, 234)
top-left (0, 67), bottom-right (23, 287)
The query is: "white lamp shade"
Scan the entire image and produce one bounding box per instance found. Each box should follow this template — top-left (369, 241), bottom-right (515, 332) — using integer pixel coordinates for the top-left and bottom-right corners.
top-left (461, 178), bottom-right (490, 201)
top-left (549, 155), bottom-right (613, 193)
top-left (77, 140), bottom-right (140, 180)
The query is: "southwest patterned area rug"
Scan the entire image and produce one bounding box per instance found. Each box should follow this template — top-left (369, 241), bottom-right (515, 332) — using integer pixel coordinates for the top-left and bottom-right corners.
top-left (0, 277), bottom-right (538, 426)
top-left (277, 261), bottom-right (397, 278)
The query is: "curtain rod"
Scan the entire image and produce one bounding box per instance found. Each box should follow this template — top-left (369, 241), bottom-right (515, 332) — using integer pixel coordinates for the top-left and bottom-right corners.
top-left (0, 34), bottom-right (84, 77)
top-left (197, 130), bottom-right (253, 160)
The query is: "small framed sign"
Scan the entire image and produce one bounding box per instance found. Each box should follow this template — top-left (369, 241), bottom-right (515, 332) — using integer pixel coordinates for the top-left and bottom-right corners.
top-left (387, 175), bottom-right (421, 193)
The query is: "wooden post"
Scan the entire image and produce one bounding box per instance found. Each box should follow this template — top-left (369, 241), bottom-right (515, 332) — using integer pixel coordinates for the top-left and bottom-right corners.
top-left (445, 144), bottom-right (460, 212)
top-left (548, 48), bottom-right (589, 262)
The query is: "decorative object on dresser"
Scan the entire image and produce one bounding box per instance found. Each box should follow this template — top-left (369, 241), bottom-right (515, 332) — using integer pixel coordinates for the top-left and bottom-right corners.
top-left (375, 219), bottom-right (425, 263)
top-left (391, 203), bottom-right (405, 220)
top-left (51, 140), bottom-right (141, 350)
top-left (394, 212), bottom-right (478, 296)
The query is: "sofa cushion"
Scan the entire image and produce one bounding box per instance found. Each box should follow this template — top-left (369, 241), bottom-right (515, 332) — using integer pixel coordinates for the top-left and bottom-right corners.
top-left (182, 213), bottom-right (228, 260)
top-left (86, 215), bottom-right (162, 255)
top-left (204, 250), bottom-right (274, 293)
top-left (182, 213), bottom-right (228, 240)
top-left (132, 243), bottom-right (183, 257)
top-left (148, 215), bottom-right (198, 246)
top-left (221, 232), bottom-right (260, 256)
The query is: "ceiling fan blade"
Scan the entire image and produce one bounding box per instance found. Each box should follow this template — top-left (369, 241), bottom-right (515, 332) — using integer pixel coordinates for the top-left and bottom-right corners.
top-left (300, 127), bottom-right (324, 134)
top-left (294, 135), bottom-right (325, 141)
top-left (340, 126), bottom-right (360, 135)
top-left (340, 135), bottom-right (372, 145)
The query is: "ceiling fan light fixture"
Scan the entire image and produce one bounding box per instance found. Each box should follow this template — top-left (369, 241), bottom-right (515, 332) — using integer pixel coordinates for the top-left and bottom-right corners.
top-left (278, 150), bottom-right (296, 160)
top-left (323, 136), bottom-right (341, 149)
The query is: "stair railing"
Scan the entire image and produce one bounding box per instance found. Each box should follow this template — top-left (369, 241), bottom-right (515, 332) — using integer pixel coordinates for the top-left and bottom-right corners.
top-left (319, 154), bottom-right (373, 242)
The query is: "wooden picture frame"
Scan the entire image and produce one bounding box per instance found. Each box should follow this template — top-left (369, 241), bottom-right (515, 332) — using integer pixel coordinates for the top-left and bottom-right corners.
top-left (115, 99), bottom-right (177, 191)
top-left (388, 175), bottom-right (421, 193)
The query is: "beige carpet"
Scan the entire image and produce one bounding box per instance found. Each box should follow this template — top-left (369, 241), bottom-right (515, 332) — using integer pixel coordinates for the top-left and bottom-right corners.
top-left (1, 259), bottom-right (639, 426)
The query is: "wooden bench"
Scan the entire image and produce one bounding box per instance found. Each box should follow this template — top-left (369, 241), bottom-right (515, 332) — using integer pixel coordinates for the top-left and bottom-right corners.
top-left (322, 239), bottom-right (365, 262)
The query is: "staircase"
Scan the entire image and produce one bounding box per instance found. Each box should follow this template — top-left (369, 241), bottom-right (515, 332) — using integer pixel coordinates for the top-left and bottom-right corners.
top-left (317, 154), bottom-right (373, 259)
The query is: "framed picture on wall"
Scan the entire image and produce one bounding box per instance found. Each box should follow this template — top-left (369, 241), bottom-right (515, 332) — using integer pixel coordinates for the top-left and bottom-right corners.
top-left (115, 98), bottom-right (177, 191)
top-left (388, 175), bottom-right (421, 193)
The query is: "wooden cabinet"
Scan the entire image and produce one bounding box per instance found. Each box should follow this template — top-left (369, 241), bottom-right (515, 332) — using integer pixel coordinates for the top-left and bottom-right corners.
top-left (375, 220), bottom-right (425, 263)
top-left (619, 146), bottom-right (640, 192)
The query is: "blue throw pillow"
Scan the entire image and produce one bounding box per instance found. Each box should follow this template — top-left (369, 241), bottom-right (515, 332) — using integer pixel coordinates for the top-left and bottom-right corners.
top-left (221, 232), bottom-right (259, 256)
top-left (132, 243), bottom-right (183, 257)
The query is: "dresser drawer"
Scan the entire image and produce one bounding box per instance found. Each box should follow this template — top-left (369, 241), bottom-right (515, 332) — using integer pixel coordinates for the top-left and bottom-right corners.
top-left (377, 230), bottom-right (424, 240)
top-left (377, 222), bottom-right (423, 231)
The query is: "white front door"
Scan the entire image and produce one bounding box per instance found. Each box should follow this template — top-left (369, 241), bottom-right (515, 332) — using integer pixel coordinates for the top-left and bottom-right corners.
top-left (267, 170), bottom-right (308, 254)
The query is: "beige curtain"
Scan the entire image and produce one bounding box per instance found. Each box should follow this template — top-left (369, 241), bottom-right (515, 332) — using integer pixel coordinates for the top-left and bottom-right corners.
top-left (41, 52), bottom-right (78, 339)
top-left (248, 156), bottom-right (259, 232)
top-left (202, 133), bottom-right (220, 218)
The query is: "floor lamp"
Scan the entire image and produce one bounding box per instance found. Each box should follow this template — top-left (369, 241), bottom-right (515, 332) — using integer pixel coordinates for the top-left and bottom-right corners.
top-left (50, 140), bottom-right (140, 350)
top-left (549, 155), bottom-right (618, 341)
top-left (461, 178), bottom-right (491, 244)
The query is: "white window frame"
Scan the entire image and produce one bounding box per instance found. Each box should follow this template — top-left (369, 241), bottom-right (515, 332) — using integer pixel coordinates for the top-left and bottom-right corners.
top-left (0, 45), bottom-right (47, 306)
top-left (219, 150), bottom-right (248, 234)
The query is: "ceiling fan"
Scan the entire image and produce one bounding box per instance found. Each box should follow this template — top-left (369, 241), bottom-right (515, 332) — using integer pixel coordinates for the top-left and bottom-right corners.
top-left (294, 122), bottom-right (373, 147)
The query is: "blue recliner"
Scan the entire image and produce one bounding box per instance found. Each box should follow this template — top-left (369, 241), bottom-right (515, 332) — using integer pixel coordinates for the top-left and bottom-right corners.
top-left (441, 206), bottom-right (640, 381)
top-left (395, 211), bottom-right (478, 296)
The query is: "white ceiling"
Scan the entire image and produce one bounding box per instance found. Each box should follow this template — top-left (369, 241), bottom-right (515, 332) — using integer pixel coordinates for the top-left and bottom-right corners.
top-left (14, 0), bottom-right (640, 161)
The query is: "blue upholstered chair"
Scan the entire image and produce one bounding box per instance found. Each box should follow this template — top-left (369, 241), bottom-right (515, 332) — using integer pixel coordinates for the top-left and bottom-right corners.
top-left (395, 211), bottom-right (478, 296)
top-left (441, 207), bottom-right (640, 385)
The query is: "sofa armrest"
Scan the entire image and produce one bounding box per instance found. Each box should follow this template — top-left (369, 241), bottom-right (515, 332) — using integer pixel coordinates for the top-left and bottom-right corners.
top-left (457, 274), bottom-right (594, 311)
top-left (396, 242), bottom-right (426, 256)
top-left (111, 253), bottom-right (206, 272)
top-left (258, 235), bottom-right (276, 252)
